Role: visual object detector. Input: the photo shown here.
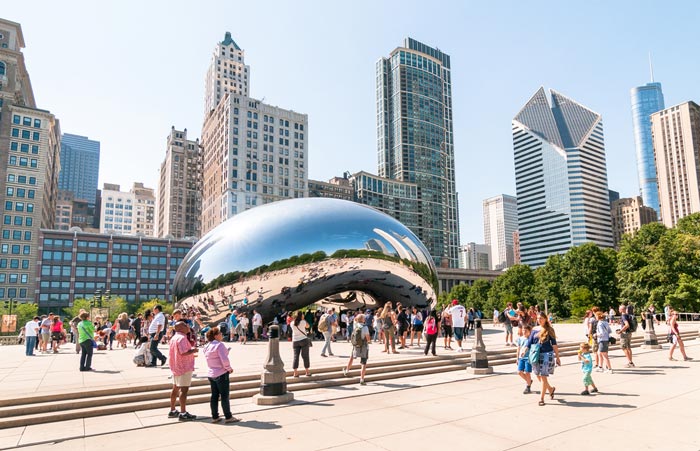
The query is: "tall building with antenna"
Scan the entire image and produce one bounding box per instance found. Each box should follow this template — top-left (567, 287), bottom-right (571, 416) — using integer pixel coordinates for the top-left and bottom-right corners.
top-left (630, 56), bottom-right (665, 215)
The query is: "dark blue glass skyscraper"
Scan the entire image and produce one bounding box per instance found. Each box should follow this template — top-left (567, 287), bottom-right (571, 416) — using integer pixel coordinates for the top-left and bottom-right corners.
top-left (631, 82), bottom-right (664, 214)
top-left (58, 133), bottom-right (100, 203)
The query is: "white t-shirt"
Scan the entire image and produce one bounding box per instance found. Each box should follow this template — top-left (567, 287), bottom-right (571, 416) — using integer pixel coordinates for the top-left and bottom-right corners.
top-left (450, 305), bottom-right (467, 328)
top-left (291, 320), bottom-right (309, 342)
top-left (148, 312), bottom-right (165, 334)
top-left (253, 313), bottom-right (262, 326)
top-left (24, 320), bottom-right (39, 337)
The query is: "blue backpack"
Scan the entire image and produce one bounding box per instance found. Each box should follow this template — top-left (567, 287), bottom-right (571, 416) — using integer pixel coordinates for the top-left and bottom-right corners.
top-left (528, 342), bottom-right (541, 365)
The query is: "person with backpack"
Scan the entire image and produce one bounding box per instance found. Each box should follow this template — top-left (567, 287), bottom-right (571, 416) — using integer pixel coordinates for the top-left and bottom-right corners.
top-left (528, 312), bottom-right (561, 406)
top-left (423, 309), bottom-right (439, 356)
top-left (617, 304), bottom-right (635, 368)
top-left (319, 308), bottom-right (335, 357)
top-left (343, 313), bottom-right (370, 385)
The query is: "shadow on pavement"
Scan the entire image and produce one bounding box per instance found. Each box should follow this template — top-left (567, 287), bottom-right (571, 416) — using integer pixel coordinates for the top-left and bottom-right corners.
top-left (557, 400), bottom-right (636, 409)
top-left (372, 382), bottom-right (419, 389)
top-left (612, 369), bottom-right (665, 375)
top-left (235, 420), bottom-right (282, 430)
top-left (593, 392), bottom-right (639, 397)
top-left (92, 370), bottom-right (121, 374)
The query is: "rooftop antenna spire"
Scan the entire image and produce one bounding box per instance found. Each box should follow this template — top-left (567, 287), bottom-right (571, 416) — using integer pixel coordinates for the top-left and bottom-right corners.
top-left (648, 52), bottom-right (655, 83)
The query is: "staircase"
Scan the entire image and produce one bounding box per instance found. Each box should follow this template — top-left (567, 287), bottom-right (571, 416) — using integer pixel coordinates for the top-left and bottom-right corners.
top-left (0, 331), bottom-right (694, 429)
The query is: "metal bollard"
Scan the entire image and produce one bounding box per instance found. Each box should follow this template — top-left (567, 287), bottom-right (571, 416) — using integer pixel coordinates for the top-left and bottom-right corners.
top-left (253, 324), bottom-right (294, 405)
top-left (642, 314), bottom-right (661, 349)
top-left (467, 319), bottom-right (493, 375)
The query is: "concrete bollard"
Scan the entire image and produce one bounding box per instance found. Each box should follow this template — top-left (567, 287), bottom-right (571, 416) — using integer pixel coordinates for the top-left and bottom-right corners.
top-left (642, 314), bottom-right (661, 349)
top-left (467, 319), bottom-right (493, 375)
top-left (253, 324), bottom-right (294, 405)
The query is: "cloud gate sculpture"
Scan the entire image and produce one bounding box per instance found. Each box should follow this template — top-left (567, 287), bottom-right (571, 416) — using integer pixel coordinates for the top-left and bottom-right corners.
top-left (173, 198), bottom-right (438, 322)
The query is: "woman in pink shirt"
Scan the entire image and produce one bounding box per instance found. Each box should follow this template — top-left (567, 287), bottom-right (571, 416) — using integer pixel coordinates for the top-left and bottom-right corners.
top-left (204, 327), bottom-right (240, 423)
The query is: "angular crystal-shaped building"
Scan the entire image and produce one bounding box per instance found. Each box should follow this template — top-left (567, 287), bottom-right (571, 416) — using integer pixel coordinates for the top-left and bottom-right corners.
top-left (512, 88), bottom-right (613, 267)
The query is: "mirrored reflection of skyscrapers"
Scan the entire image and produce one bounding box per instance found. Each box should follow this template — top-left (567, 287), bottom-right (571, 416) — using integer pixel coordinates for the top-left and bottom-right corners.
top-left (376, 38), bottom-right (460, 268)
top-left (631, 82), bottom-right (664, 215)
top-left (512, 88), bottom-right (614, 267)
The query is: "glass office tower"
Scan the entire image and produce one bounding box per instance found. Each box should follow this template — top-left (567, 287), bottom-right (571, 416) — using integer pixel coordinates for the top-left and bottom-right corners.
top-left (631, 82), bottom-right (664, 215)
top-left (513, 88), bottom-right (614, 267)
top-left (58, 133), bottom-right (100, 204)
top-left (376, 38), bottom-right (460, 268)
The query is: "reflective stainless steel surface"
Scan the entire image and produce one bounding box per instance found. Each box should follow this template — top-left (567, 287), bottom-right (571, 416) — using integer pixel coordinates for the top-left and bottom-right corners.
top-left (173, 198), bottom-right (437, 322)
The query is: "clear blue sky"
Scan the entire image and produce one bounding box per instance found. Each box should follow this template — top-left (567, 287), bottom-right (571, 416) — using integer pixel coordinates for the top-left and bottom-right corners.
top-left (4, 0), bottom-right (700, 244)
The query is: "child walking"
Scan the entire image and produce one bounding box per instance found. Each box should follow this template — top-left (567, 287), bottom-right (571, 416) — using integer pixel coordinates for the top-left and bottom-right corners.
top-left (516, 324), bottom-right (533, 394)
top-left (578, 343), bottom-right (598, 395)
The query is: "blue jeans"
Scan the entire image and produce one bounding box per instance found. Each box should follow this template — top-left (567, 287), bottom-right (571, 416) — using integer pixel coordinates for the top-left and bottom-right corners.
top-left (321, 331), bottom-right (333, 355)
top-left (25, 335), bottom-right (36, 356)
top-left (149, 332), bottom-right (165, 365)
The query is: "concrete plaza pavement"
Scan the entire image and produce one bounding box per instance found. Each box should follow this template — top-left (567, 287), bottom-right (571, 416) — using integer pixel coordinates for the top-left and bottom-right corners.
top-left (0, 323), bottom-right (698, 450)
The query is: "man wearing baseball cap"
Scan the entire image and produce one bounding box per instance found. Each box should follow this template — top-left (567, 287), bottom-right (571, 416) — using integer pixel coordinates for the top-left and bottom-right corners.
top-left (449, 300), bottom-right (467, 352)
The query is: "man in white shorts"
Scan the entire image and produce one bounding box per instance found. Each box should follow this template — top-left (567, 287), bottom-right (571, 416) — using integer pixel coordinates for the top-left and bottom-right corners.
top-left (167, 322), bottom-right (198, 421)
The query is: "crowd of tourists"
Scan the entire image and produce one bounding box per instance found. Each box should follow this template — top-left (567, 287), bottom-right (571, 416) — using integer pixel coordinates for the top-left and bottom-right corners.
top-left (18, 295), bottom-right (695, 420)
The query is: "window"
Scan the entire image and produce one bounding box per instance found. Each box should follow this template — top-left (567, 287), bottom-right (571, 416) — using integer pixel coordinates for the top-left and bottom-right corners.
top-left (12, 115), bottom-right (20, 125)
top-left (32, 132), bottom-right (40, 141)
top-left (21, 130), bottom-right (30, 139)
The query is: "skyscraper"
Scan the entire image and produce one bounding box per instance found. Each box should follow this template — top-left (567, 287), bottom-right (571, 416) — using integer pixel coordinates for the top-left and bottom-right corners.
top-left (513, 87), bottom-right (614, 267)
top-left (631, 82), bottom-right (664, 214)
top-left (376, 38), bottom-right (460, 268)
top-left (0, 19), bottom-right (62, 302)
top-left (458, 243), bottom-right (491, 270)
top-left (58, 133), bottom-right (100, 204)
top-left (200, 33), bottom-right (308, 235)
top-left (204, 31), bottom-right (250, 116)
top-left (610, 196), bottom-right (657, 247)
top-left (651, 101), bottom-right (700, 228)
top-left (483, 194), bottom-right (518, 270)
top-left (156, 127), bottom-right (202, 239)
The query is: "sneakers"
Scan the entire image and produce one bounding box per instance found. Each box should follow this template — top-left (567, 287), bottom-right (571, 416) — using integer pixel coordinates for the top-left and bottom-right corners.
top-left (625, 362), bottom-right (635, 368)
top-left (342, 367), bottom-right (348, 377)
top-left (605, 368), bottom-right (614, 374)
top-left (211, 416), bottom-right (222, 423)
top-left (320, 353), bottom-right (327, 357)
top-left (178, 412), bottom-right (196, 422)
top-left (457, 347), bottom-right (464, 352)
top-left (160, 357), bottom-right (167, 367)
top-left (595, 366), bottom-right (604, 372)
top-left (359, 380), bottom-right (366, 385)
top-left (684, 357), bottom-right (693, 361)
top-left (167, 409), bottom-right (179, 418)
top-left (523, 385), bottom-right (531, 394)
top-left (580, 390), bottom-right (590, 396)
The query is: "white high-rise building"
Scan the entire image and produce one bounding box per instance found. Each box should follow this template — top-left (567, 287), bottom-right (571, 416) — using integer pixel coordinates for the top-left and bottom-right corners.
top-left (512, 88), bottom-right (613, 267)
top-left (483, 194), bottom-right (518, 270)
top-left (204, 32), bottom-right (250, 116)
top-left (100, 182), bottom-right (155, 236)
top-left (200, 34), bottom-right (308, 235)
top-left (458, 243), bottom-right (491, 270)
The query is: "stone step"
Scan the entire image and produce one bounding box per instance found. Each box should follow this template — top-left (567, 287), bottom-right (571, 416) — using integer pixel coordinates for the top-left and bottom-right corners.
top-left (0, 331), bottom-right (691, 429)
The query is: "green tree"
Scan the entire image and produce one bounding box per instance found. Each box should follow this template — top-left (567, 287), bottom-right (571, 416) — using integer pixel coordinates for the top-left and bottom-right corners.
top-left (467, 279), bottom-right (491, 312)
top-left (0, 302), bottom-right (38, 332)
top-left (135, 299), bottom-right (173, 316)
top-left (448, 283), bottom-right (470, 305)
top-left (617, 222), bottom-right (668, 309)
top-left (534, 254), bottom-right (567, 317)
top-left (569, 286), bottom-right (594, 318)
top-left (666, 274), bottom-right (700, 312)
top-left (487, 264), bottom-right (535, 311)
top-left (563, 243), bottom-right (618, 311)
top-left (63, 299), bottom-right (92, 321)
